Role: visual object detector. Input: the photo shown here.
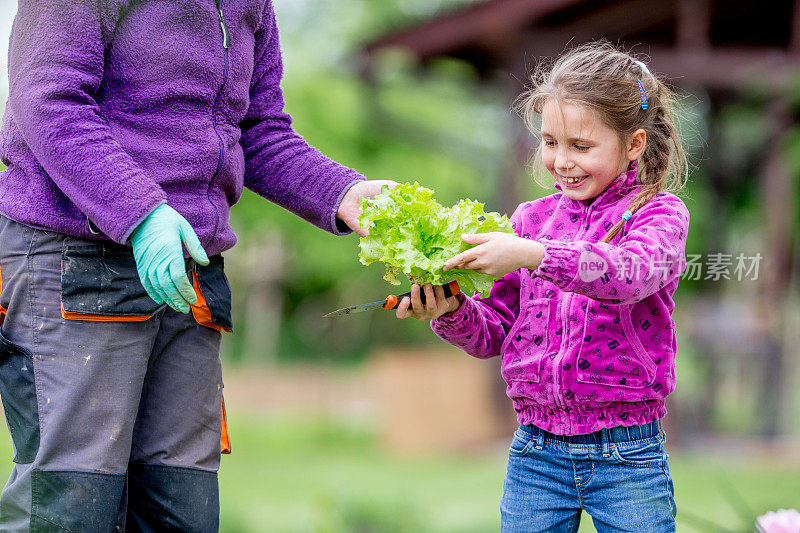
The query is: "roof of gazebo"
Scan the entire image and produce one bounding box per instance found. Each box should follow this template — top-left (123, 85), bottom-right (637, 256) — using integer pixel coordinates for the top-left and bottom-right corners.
top-left (363, 0), bottom-right (800, 91)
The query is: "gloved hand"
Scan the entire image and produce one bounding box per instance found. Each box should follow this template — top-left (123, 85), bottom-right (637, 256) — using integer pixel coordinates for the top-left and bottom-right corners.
top-left (130, 204), bottom-right (210, 313)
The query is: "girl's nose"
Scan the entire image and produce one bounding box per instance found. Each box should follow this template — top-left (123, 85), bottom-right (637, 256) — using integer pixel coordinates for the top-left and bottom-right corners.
top-left (555, 150), bottom-right (574, 171)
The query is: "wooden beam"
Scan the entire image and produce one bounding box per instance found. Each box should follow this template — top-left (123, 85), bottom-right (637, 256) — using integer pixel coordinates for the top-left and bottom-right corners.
top-left (512, 0), bottom-right (675, 66)
top-left (363, 0), bottom-right (585, 61)
top-left (544, 0), bottom-right (676, 43)
top-left (508, 42), bottom-right (800, 93)
top-left (646, 47), bottom-right (800, 91)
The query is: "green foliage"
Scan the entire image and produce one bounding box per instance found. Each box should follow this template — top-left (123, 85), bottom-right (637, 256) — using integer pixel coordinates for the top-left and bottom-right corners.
top-left (226, 2), bottom-right (510, 362)
top-left (358, 182), bottom-right (513, 296)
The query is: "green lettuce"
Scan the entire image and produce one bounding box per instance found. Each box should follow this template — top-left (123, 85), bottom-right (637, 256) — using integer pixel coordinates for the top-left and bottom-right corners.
top-left (357, 182), bottom-right (514, 297)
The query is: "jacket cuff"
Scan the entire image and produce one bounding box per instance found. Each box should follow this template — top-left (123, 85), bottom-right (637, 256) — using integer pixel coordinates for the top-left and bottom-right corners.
top-left (119, 200), bottom-right (168, 244)
top-left (531, 239), bottom-right (581, 291)
top-left (430, 292), bottom-right (472, 333)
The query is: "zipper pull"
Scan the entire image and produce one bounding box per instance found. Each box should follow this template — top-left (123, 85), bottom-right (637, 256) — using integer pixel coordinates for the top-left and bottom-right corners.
top-left (217, 8), bottom-right (231, 49)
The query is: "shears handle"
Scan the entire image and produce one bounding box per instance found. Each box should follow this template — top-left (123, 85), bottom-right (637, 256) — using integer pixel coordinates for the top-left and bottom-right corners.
top-left (382, 280), bottom-right (461, 310)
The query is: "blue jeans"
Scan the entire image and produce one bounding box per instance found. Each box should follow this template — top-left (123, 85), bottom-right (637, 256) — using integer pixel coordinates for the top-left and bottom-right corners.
top-left (501, 420), bottom-right (676, 532)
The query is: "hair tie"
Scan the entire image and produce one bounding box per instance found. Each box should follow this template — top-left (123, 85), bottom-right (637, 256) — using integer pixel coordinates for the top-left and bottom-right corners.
top-left (637, 79), bottom-right (648, 110)
top-left (621, 210), bottom-right (632, 221)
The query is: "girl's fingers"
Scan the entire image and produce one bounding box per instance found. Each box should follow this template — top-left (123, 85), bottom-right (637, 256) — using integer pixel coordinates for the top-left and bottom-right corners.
top-left (443, 252), bottom-right (469, 271)
top-left (410, 283), bottom-right (424, 313)
top-left (424, 284), bottom-right (436, 312)
top-left (457, 258), bottom-right (481, 272)
top-left (434, 284), bottom-right (445, 304)
top-left (397, 284), bottom-right (453, 321)
top-left (396, 296), bottom-right (412, 319)
top-left (444, 245), bottom-right (484, 271)
top-left (461, 233), bottom-right (496, 245)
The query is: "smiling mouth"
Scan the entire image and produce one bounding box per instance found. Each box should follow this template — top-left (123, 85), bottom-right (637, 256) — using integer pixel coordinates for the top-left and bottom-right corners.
top-left (561, 175), bottom-right (588, 185)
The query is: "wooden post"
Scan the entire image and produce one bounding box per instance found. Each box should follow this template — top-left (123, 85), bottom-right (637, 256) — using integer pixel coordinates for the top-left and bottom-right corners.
top-left (677, 0), bottom-right (711, 51)
top-left (755, 99), bottom-right (796, 438)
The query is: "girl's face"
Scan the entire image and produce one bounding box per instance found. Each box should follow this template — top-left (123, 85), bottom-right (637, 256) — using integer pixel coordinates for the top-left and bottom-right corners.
top-left (540, 100), bottom-right (635, 203)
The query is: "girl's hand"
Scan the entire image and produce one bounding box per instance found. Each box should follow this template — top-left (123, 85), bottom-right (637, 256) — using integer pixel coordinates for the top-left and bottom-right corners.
top-left (396, 283), bottom-right (461, 321)
top-left (443, 233), bottom-right (545, 277)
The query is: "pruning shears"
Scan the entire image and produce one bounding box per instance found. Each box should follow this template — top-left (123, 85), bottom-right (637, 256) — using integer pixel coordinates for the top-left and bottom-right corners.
top-left (323, 280), bottom-right (461, 318)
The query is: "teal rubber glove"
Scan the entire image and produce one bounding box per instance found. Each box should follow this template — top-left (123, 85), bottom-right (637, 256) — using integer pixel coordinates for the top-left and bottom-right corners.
top-left (130, 204), bottom-right (210, 314)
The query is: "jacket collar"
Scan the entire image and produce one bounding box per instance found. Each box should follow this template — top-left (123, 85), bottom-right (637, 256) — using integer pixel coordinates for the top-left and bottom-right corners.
top-left (555, 160), bottom-right (640, 211)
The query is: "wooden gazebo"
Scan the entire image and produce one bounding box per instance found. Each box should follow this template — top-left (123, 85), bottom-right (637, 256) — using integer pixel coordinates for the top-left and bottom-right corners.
top-left (361, 0), bottom-right (800, 439)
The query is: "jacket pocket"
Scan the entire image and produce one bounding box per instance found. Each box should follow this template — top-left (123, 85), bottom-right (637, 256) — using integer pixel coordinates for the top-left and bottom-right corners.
top-left (0, 328), bottom-right (39, 463)
top-left (60, 243), bottom-right (162, 321)
top-left (575, 300), bottom-right (656, 390)
top-left (501, 298), bottom-right (550, 384)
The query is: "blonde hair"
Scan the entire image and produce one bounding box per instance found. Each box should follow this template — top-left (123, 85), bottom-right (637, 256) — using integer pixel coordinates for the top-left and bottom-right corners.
top-left (516, 41), bottom-right (688, 243)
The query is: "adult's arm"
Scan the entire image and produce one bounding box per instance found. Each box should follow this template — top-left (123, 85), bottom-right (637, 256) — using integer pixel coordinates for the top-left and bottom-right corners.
top-left (6, 0), bottom-right (167, 243)
top-left (239, 1), bottom-right (365, 235)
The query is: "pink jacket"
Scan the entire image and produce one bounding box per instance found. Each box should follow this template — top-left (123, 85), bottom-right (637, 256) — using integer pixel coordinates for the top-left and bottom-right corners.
top-left (432, 164), bottom-right (690, 435)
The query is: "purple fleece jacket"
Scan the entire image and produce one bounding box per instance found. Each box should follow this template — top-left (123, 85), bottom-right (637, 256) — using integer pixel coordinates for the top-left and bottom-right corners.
top-left (0, 0), bottom-right (364, 255)
top-left (432, 164), bottom-right (690, 435)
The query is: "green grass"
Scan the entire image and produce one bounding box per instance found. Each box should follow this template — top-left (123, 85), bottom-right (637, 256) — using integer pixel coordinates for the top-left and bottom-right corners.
top-left (217, 415), bottom-right (502, 532)
top-left (216, 413), bottom-right (800, 532)
top-left (0, 412), bottom-right (797, 532)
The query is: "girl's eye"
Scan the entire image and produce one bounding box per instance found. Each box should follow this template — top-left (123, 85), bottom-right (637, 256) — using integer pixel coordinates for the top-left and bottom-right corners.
top-left (574, 145), bottom-right (589, 151)
top-left (543, 139), bottom-right (556, 147)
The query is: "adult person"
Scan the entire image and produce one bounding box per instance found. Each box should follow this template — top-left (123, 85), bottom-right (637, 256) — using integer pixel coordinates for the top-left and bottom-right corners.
top-left (0, 0), bottom-right (392, 530)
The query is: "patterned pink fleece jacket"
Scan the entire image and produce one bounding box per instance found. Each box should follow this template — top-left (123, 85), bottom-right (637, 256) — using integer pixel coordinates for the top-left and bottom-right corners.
top-left (432, 164), bottom-right (690, 435)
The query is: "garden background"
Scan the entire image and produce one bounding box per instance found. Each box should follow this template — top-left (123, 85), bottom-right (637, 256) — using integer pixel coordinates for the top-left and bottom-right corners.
top-left (0, 0), bottom-right (799, 531)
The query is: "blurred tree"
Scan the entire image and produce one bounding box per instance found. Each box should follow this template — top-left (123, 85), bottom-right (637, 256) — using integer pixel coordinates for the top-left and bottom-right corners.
top-left (225, 0), bottom-right (516, 363)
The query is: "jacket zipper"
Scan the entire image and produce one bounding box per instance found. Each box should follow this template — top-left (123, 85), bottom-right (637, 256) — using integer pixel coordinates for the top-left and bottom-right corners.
top-left (216, 0), bottom-right (231, 49)
top-left (208, 0), bottom-right (231, 239)
top-left (551, 201), bottom-right (594, 415)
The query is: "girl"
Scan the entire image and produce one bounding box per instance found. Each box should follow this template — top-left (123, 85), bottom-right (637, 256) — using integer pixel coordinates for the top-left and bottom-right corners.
top-left (397, 42), bottom-right (689, 532)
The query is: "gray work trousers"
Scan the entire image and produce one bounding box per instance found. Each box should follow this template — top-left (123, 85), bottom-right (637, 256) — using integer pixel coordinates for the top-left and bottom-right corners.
top-left (0, 216), bottom-right (226, 532)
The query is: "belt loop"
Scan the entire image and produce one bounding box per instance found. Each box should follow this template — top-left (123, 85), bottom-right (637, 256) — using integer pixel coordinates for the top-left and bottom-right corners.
top-left (534, 429), bottom-right (545, 450)
top-left (601, 428), bottom-right (610, 457)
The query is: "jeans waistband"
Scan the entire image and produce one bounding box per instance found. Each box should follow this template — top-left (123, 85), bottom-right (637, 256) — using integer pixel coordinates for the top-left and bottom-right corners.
top-left (518, 420), bottom-right (663, 445)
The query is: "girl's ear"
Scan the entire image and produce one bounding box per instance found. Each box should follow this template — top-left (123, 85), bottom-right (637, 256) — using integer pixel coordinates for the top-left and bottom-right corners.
top-left (626, 128), bottom-right (647, 161)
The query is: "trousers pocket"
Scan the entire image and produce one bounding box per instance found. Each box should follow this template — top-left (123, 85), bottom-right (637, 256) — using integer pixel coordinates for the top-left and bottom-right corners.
top-left (0, 329), bottom-right (39, 463)
top-left (61, 243), bottom-right (162, 321)
top-left (220, 395), bottom-right (231, 454)
top-left (508, 427), bottom-right (535, 457)
top-left (610, 437), bottom-right (665, 468)
top-left (190, 255), bottom-right (233, 333)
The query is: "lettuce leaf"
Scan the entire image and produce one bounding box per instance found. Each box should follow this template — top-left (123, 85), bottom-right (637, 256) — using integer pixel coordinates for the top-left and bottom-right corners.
top-left (357, 182), bottom-right (513, 297)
